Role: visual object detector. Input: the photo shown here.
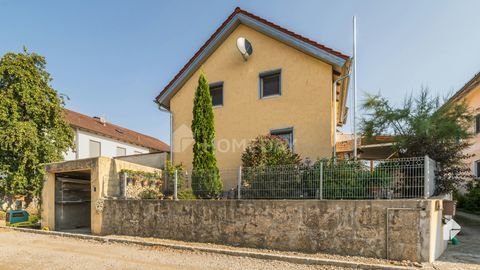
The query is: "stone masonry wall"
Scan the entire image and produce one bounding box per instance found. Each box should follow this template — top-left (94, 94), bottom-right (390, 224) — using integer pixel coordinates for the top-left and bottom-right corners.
top-left (101, 199), bottom-right (437, 262)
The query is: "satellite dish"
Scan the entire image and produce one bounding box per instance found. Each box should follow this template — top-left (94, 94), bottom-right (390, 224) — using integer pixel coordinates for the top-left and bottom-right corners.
top-left (236, 37), bottom-right (253, 60)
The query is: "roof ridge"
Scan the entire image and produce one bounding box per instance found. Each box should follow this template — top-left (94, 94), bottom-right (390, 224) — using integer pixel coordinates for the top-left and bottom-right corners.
top-left (235, 8), bottom-right (349, 60)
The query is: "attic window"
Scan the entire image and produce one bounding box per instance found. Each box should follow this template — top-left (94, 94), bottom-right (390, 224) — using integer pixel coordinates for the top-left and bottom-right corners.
top-left (116, 128), bottom-right (124, 134)
top-left (260, 69), bottom-right (281, 98)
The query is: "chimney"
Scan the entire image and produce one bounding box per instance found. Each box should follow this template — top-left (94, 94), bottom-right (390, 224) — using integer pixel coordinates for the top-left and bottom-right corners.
top-left (94, 116), bottom-right (107, 126)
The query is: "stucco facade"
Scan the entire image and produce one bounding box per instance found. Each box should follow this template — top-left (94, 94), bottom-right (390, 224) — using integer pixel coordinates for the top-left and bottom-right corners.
top-left (448, 72), bottom-right (480, 182)
top-left (454, 83), bottom-right (480, 178)
top-left (157, 8), bottom-right (350, 190)
top-left (64, 129), bottom-right (151, 160)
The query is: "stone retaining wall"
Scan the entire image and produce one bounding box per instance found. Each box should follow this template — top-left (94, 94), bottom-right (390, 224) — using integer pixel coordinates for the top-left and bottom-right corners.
top-left (101, 199), bottom-right (443, 262)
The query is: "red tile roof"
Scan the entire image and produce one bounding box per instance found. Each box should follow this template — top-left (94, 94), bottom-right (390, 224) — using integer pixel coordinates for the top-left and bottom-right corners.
top-left (155, 7), bottom-right (350, 103)
top-left (64, 109), bottom-right (169, 152)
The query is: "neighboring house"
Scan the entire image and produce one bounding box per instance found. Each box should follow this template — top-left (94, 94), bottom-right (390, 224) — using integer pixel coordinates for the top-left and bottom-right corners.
top-left (447, 72), bottom-right (480, 179)
top-left (63, 109), bottom-right (169, 160)
top-left (155, 7), bottom-right (351, 189)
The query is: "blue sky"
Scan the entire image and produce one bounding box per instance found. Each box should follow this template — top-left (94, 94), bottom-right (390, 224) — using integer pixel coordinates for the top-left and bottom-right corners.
top-left (1, 0), bottom-right (480, 143)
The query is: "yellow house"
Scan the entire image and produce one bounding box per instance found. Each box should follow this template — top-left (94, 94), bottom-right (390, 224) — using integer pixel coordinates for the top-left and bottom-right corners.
top-left (447, 72), bottom-right (480, 180)
top-left (156, 7), bottom-right (351, 189)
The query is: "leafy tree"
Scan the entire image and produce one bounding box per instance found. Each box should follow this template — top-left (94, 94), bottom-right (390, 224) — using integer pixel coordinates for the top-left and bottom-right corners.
top-left (361, 89), bottom-right (473, 194)
top-left (0, 49), bottom-right (74, 208)
top-left (241, 135), bottom-right (301, 167)
top-left (191, 73), bottom-right (222, 198)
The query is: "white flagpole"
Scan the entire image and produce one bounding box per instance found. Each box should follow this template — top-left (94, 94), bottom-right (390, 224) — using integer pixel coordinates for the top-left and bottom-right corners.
top-left (353, 16), bottom-right (358, 160)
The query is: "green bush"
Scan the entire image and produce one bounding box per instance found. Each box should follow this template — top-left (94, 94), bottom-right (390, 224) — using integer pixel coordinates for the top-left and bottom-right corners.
top-left (29, 214), bottom-right (39, 224)
top-left (240, 135), bottom-right (303, 199)
top-left (241, 135), bottom-right (301, 167)
top-left (0, 211), bottom-right (5, 221)
top-left (458, 180), bottom-right (480, 212)
top-left (242, 159), bottom-right (395, 199)
top-left (164, 161), bottom-right (186, 195)
top-left (191, 169), bottom-right (223, 199)
top-left (138, 188), bottom-right (164, 200)
top-left (319, 160), bottom-right (394, 199)
top-left (178, 189), bottom-right (197, 200)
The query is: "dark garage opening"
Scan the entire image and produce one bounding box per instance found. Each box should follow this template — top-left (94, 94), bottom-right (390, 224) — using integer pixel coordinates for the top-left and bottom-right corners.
top-left (55, 170), bottom-right (91, 233)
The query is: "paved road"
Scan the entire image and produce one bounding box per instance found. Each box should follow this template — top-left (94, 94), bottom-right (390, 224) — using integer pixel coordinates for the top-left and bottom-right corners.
top-left (0, 229), bottom-right (350, 270)
top-left (433, 211), bottom-right (480, 270)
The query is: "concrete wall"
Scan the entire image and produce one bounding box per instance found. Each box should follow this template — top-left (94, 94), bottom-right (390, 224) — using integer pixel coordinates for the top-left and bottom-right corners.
top-left (41, 157), bottom-right (161, 234)
top-left (101, 199), bottom-right (444, 262)
top-left (115, 152), bottom-right (167, 169)
top-left (64, 129), bottom-right (151, 161)
top-left (170, 24), bottom-right (336, 189)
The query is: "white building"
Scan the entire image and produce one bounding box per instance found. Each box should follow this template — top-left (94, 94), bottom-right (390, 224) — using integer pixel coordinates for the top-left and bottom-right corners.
top-left (63, 109), bottom-right (169, 160)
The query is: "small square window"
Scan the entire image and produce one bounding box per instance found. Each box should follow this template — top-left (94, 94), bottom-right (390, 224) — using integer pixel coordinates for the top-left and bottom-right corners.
top-left (260, 70), bottom-right (281, 98)
top-left (475, 114), bottom-right (480, 134)
top-left (209, 82), bottom-right (223, 107)
top-left (271, 127), bottom-right (293, 150)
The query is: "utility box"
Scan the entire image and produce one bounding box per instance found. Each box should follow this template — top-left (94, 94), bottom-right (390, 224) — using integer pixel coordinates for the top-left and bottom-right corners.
top-left (5, 210), bottom-right (29, 225)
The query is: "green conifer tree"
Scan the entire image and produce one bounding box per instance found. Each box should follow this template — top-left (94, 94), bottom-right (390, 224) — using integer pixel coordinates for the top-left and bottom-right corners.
top-left (191, 73), bottom-right (222, 198)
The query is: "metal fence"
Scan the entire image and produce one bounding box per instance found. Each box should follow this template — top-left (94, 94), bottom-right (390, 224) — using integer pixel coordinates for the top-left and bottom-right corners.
top-left (165, 156), bottom-right (437, 200)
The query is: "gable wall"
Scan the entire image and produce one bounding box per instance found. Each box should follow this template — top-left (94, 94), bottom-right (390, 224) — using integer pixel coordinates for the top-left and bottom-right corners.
top-left (170, 24), bottom-right (334, 189)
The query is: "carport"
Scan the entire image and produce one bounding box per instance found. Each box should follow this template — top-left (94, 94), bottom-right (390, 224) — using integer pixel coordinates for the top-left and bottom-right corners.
top-left (42, 156), bottom-right (161, 234)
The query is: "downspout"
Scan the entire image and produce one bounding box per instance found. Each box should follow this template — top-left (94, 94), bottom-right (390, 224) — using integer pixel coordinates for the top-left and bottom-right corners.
top-left (158, 104), bottom-right (173, 164)
top-left (75, 127), bottom-right (80, 159)
top-left (332, 74), bottom-right (350, 159)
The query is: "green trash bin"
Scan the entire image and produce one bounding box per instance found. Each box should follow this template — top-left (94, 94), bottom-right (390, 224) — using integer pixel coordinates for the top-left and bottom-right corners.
top-left (5, 210), bottom-right (29, 225)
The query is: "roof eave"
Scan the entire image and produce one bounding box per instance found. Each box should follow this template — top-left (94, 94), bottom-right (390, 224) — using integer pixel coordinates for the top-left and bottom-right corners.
top-left (444, 72), bottom-right (480, 107)
top-left (337, 58), bottom-right (352, 127)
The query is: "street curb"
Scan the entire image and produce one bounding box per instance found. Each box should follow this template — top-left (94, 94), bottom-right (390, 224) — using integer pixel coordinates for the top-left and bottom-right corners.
top-left (0, 226), bottom-right (418, 270)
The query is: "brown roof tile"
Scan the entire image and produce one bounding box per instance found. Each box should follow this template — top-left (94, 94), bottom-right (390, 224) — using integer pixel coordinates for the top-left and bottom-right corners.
top-left (64, 109), bottom-right (169, 152)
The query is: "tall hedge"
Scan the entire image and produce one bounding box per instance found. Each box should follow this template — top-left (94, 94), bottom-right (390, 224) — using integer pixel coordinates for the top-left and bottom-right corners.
top-left (191, 73), bottom-right (222, 198)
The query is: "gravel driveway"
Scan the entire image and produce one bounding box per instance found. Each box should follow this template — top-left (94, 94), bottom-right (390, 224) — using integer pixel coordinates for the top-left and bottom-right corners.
top-left (0, 228), bottom-right (352, 270)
